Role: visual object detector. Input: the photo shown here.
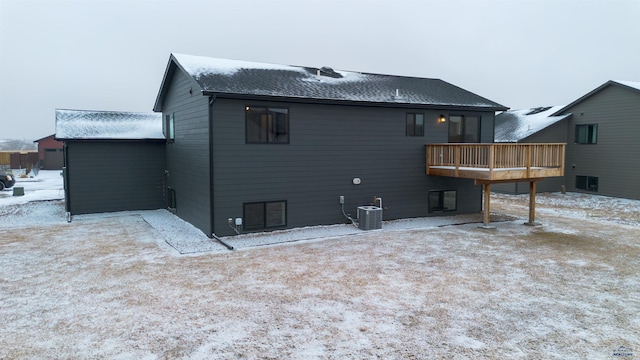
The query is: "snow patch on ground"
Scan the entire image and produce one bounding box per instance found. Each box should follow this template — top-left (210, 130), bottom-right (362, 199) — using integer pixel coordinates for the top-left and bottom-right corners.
top-left (0, 170), bottom-right (65, 206)
top-left (1, 176), bottom-right (639, 358)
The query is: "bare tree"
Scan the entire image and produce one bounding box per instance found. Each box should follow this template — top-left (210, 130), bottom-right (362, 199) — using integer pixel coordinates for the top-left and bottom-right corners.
top-left (0, 139), bottom-right (37, 151)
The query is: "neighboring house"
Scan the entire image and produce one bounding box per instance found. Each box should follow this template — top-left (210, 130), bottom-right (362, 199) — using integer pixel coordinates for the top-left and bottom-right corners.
top-left (493, 106), bottom-right (571, 194)
top-left (559, 80), bottom-right (640, 200)
top-left (55, 109), bottom-right (165, 215)
top-left (152, 53), bottom-right (508, 237)
top-left (34, 134), bottom-right (64, 170)
top-left (493, 80), bottom-right (640, 200)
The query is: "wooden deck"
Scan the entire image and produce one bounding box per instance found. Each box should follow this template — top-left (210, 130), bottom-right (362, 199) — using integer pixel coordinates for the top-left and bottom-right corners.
top-left (426, 143), bottom-right (565, 181)
top-left (426, 143), bottom-right (566, 227)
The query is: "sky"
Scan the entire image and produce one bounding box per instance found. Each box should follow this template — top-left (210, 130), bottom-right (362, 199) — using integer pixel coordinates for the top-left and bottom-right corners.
top-left (0, 0), bottom-right (639, 140)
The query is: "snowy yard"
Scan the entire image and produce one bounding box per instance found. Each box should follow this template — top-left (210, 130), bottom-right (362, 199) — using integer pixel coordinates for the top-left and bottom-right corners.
top-left (0, 172), bottom-right (638, 358)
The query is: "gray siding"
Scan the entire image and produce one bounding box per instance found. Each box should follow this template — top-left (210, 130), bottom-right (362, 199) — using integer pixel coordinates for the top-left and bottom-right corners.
top-left (161, 69), bottom-right (212, 234)
top-left (564, 85), bottom-right (640, 199)
top-left (210, 99), bottom-right (490, 236)
top-left (67, 141), bottom-right (165, 214)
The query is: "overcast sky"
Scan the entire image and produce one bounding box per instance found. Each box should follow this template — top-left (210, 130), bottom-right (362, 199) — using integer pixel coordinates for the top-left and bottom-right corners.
top-left (1, 0), bottom-right (639, 140)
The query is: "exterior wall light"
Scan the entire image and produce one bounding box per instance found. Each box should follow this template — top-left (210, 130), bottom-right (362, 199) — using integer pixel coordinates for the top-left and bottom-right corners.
top-left (437, 115), bottom-right (447, 123)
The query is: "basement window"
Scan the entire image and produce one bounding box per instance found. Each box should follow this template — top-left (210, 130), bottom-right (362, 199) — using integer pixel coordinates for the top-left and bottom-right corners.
top-left (243, 201), bottom-right (287, 231)
top-left (167, 187), bottom-right (177, 211)
top-left (576, 175), bottom-right (598, 192)
top-left (428, 190), bottom-right (457, 213)
top-left (575, 124), bottom-right (597, 144)
top-left (246, 107), bottom-right (289, 144)
top-left (406, 113), bottom-right (424, 136)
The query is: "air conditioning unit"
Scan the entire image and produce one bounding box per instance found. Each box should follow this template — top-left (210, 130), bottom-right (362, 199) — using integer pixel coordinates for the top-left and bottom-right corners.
top-left (358, 206), bottom-right (382, 230)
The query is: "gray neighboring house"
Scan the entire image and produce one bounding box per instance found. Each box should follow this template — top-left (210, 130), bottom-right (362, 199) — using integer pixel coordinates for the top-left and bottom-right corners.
top-left (153, 53), bottom-right (508, 237)
top-left (493, 105), bottom-right (571, 194)
top-left (494, 80), bottom-right (640, 200)
top-left (560, 80), bottom-right (640, 200)
top-left (55, 109), bottom-right (166, 215)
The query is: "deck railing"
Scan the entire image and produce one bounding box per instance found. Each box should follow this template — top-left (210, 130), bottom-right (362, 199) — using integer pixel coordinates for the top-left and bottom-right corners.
top-left (426, 143), bottom-right (565, 181)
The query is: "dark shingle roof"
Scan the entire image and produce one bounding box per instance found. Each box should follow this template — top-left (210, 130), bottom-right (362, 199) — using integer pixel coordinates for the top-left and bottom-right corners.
top-left (154, 54), bottom-right (507, 111)
top-left (55, 109), bottom-right (163, 140)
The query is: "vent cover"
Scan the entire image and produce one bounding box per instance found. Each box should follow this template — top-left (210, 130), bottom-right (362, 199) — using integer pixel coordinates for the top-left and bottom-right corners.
top-left (526, 106), bottom-right (552, 115)
top-left (358, 206), bottom-right (382, 230)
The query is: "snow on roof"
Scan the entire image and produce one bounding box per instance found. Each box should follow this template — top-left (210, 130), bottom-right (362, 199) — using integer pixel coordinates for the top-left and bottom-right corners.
top-left (55, 109), bottom-right (163, 140)
top-left (495, 105), bottom-right (571, 143)
top-left (173, 53), bottom-right (308, 77)
top-left (161, 54), bottom-right (507, 111)
top-left (613, 80), bottom-right (640, 91)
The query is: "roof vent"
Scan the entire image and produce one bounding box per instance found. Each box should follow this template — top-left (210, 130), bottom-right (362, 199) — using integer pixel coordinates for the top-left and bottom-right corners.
top-left (392, 88), bottom-right (404, 100)
top-left (319, 66), bottom-right (342, 78)
top-left (526, 106), bottom-right (552, 115)
top-left (305, 66), bottom-right (342, 79)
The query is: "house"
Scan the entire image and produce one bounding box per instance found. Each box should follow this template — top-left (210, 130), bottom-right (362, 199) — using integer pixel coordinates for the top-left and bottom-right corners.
top-left (560, 80), bottom-right (640, 200)
top-left (493, 80), bottom-right (640, 200)
top-left (492, 106), bottom-right (571, 194)
top-left (33, 134), bottom-right (64, 170)
top-left (55, 109), bottom-right (165, 215)
top-left (152, 53), bottom-right (512, 237)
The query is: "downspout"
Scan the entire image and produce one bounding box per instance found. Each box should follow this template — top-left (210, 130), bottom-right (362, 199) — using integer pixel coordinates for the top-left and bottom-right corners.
top-left (208, 95), bottom-right (215, 237)
top-left (212, 233), bottom-right (234, 250)
top-left (208, 95), bottom-right (234, 251)
top-left (62, 142), bottom-right (71, 222)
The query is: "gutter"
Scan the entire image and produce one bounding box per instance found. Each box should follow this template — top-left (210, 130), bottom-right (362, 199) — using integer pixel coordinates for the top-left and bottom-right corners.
top-left (206, 95), bottom-right (233, 251)
top-left (200, 90), bottom-right (508, 112)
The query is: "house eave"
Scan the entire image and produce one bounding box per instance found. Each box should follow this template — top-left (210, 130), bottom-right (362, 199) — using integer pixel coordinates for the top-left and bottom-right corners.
top-left (200, 91), bottom-right (508, 112)
top-left (56, 137), bottom-right (165, 143)
top-left (153, 54), bottom-right (203, 113)
top-left (552, 80), bottom-right (640, 115)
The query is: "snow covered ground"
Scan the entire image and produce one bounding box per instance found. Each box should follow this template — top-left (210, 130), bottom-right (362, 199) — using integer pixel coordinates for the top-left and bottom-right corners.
top-left (0, 171), bottom-right (513, 254)
top-left (1, 171), bottom-right (639, 358)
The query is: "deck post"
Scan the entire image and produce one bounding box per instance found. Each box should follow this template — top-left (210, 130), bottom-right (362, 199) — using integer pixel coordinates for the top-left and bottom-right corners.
top-left (454, 146), bottom-right (460, 177)
top-left (488, 145), bottom-right (494, 178)
top-left (525, 180), bottom-right (541, 226)
top-left (479, 183), bottom-right (495, 229)
top-left (526, 145), bottom-right (532, 178)
top-left (426, 145), bottom-right (431, 175)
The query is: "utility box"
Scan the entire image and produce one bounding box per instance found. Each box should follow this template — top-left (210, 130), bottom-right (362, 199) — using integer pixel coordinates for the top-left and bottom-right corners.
top-left (358, 206), bottom-right (382, 230)
top-left (13, 187), bottom-right (24, 196)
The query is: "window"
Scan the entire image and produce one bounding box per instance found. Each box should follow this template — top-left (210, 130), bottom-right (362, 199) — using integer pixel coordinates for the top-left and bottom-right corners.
top-left (246, 106), bottom-right (289, 144)
top-left (167, 187), bottom-right (177, 210)
top-left (575, 124), bottom-right (597, 144)
top-left (406, 113), bottom-right (424, 136)
top-left (576, 176), bottom-right (598, 192)
top-left (448, 115), bottom-right (480, 143)
top-left (428, 190), bottom-right (457, 213)
top-left (243, 201), bottom-right (287, 231)
top-left (163, 113), bottom-right (175, 143)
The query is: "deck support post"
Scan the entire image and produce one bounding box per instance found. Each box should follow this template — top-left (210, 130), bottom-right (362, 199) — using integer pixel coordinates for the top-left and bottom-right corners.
top-left (479, 183), bottom-right (495, 229)
top-left (525, 180), bottom-right (541, 226)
